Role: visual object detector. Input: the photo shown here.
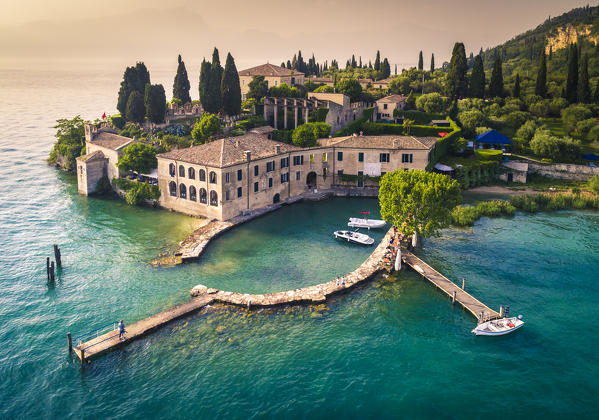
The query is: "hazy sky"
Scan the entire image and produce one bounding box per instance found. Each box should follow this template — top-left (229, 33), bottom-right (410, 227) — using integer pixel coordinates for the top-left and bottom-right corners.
top-left (0, 0), bottom-right (595, 70)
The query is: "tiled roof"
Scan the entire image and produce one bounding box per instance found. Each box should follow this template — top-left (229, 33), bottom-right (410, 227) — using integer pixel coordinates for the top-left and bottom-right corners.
top-left (77, 150), bottom-right (105, 162)
top-left (239, 63), bottom-right (304, 77)
top-left (320, 135), bottom-right (436, 150)
top-left (91, 132), bottom-right (134, 150)
top-left (157, 134), bottom-right (301, 167)
top-left (377, 94), bottom-right (406, 103)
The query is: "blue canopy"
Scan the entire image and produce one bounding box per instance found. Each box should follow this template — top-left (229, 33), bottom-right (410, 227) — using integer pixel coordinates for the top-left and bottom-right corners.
top-left (476, 129), bottom-right (511, 145)
top-left (583, 153), bottom-right (599, 161)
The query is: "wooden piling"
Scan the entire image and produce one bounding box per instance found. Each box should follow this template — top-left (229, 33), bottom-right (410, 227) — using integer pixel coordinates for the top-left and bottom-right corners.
top-left (452, 290), bottom-right (456, 304)
top-left (54, 245), bottom-right (62, 268)
top-left (462, 278), bottom-right (465, 290)
top-left (50, 261), bottom-right (55, 282)
top-left (46, 257), bottom-right (50, 280)
top-left (67, 332), bottom-right (72, 352)
top-left (79, 348), bottom-right (85, 364)
top-left (499, 306), bottom-right (504, 318)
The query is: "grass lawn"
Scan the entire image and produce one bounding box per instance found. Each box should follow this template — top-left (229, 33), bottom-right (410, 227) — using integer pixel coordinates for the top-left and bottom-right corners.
top-left (539, 117), bottom-right (566, 136)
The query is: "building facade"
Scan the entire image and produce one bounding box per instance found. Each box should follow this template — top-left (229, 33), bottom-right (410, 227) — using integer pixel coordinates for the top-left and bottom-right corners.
top-left (375, 94), bottom-right (407, 122)
top-left (238, 63), bottom-right (305, 100)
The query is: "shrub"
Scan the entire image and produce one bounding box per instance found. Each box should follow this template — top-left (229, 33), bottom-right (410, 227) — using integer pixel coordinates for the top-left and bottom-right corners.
top-left (314, 85), bottom-right (334, 93)
top-left (113, 178), bottom-right (160, 205)
top-left (110, 114), bottom-right (126, 129)
top-left (575, 118), bottom-right (599, 140)
top-left (588, 175), bottom-right (599, 194)
top-left (561, 104), bottom-right (592, 134)
top-left (451, 200), bottom-right (516, 226)
top-left (457, 109), bottom-right (488, 137)
top-left (530, 128), bottom-right (581, 162)
top-left (95, 176), bottom-right (112, 195)
top-left (292, 122), bottom-right (331, 147)
top-left (415, 93), bottom-right (445, 113)
top-left (271, 129), bottom-right (293, 144)
top-left (475, 149), bottom-right (503, 161)
top-left (191, 113), bottom-right (222, 143)
top-left (117, 143), bottom-right (158, 174)
top-left (502, 111), bottom-right (530, 129)
top-left (515, 119), bottom-right (537, 144)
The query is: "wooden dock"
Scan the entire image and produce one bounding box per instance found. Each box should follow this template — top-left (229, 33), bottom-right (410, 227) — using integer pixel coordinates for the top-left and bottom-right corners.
top-left (401, 250), bottom-right (500, 323)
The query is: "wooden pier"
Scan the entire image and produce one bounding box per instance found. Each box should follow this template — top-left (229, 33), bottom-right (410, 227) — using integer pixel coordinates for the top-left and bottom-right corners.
top-left (401, 250), bottom-right (500, 323)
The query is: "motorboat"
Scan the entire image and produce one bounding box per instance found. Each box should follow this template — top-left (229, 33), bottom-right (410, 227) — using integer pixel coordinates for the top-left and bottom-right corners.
top-left (347, 217), bottom-right (386, 229)
top-left (472, 316), bottom-right (524, 336)
top-left (333, 230), bottom-right (375, 245)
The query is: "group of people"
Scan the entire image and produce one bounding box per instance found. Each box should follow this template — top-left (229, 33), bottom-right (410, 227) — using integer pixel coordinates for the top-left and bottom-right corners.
top-left (335, 277), bottom-right (346, 286)
top-left (381, 227), bottom-right (403, 270)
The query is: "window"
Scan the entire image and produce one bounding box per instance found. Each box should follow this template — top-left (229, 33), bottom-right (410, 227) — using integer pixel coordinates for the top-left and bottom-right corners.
top-left (225, 190), bottom-right (230, 201)
top-left (169, 163), bottom-right (175, 177)
top-left (323, 167), bottom-right (327, 178)
top-left (358, 152), bottom-right (364, 162)
top-left (237, 186), bottom-right (242, 198)
top-left (379, 153), bottom-right (390, 163)
top-left (210, 190), bottom-right (218, 206)
top-left (199, 188), bottom-right (207, 204)
top-left (254, 165), bottom-right (259, 176)
top-left (309, 154), bottom-right (314, 163)
top-left (179, 165), bottom-right (185, 177)
top-left (225, 172), bottom-right (230, 183)
top-left (254, 182), bottom-right (259, 193)
top-left (296, 171), bottom-right (301, 180)
top-left (357, 171), bottom-right (364, 187)
top-left (237, 169), bottom-right (243, 181)
top-left (169, 181), bottom-right (177, 196)
top-left (188, 167), bottom-right (195, 179)
top-left (293, 155), bottom-right (304, 165)
top-left (337, 151), bottom-right (343, 161)
top-left (384, 103), bottom-right (388, 109)
top-left (322, 153), bottom-right (327, 162)
top-left (268, 178), bottom-right (273, 188)
top-left (280, 157), bottom-right (289, 168)
top-left (402, 153), bottom-right (413, 163)
top-left (189, 186), bottom-right (197, 201)
top-left (266, 161), bottom-right (275, 172)
top-left (179, 183), bottom-right (187, 199)
top-left (209, 171), bottom-right (217, 184)
top-left (338, 170), bottom-right (344, 176)
top-left (199, 169), bottom-right (206, 182)
top-left (281, 172), bottom-right (289, 183)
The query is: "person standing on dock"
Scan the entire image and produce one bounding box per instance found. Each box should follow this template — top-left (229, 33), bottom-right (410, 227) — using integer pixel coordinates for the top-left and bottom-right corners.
top-left (118, 320), bottom-right (126, 341)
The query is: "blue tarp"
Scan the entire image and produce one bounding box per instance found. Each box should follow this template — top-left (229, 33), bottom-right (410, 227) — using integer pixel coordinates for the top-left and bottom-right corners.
top-left (583, 153), bottom-right (599, 161)
top-left (476, 129), bottom-right (511, 145)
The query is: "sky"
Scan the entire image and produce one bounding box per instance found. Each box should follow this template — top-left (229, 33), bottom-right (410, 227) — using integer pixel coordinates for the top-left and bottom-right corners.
top-left (0, 0), bottom-right (595, 71)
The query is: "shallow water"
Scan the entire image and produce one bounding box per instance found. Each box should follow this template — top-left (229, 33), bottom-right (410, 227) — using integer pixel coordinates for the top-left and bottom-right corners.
top-left (1, 64), bottom-right (599, 419)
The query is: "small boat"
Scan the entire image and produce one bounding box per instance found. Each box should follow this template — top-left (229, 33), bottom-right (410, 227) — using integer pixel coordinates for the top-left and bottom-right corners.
top-left (472, 316), bottom-right (524, 336)
top-left (347, 217), bottom-right (386, 229)
top-left (334, 230), bottom-right (375, 245)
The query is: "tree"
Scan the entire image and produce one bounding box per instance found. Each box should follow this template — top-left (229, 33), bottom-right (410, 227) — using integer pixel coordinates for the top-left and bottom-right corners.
top-left (117, 63), bottom-right (151, 118)
top-left (374, 50), bottom-right (381, 71)
top-left (199, 59), bottom-right (211, 111)
top-left (291, 123), bottom-right (330, 147)
top-left (488, 56), bottom-right (504, 98)
top-left (535, 50), bottom-right (547, 98)
top-left (513, 73), bottom-right (521, 98)
top-left (173, 54), bottom-right (191, 104)
top-left (430, 53), bottom-right (435, 72)
top-left (565, 43), bottom-right (579, 103)
top-left (594, 79), bottom-right (599, 104)
top-left (48, 116), bottom-right (85, 171)
top-left (418, 51), bottom-right (423, 70)
top-left (336, 79), bottom-right (362, 102)
top-left (415, 93), bottom-right (444, 113)
top-left (314, 85), bottom-right (334, 93)
top-left (379, 170), bottom-right (461, 247)
top-left (446, 42), bottom-right (468, 100)
top-left (530, 128), bottom-right (581, 162)
top-left (578, 54), bottom-right (591, 103)
top-left (125, 91), bottom-right (145, 123)
top-left (221, 52), bottom-right (242, 116)
top-left (381, 58), bottom-right (391, 78)
top-left (144, 84), bottom-right (166, 124)
top-left (469, 55), bottom-right (485, 98)
top-left (405, 90), bottom-right (416, 110)
top-left (207, 47), bottom-right (223, 113)
top-left (117, 143), bottom-right (157, 174)
top-left (247, 75), bottom-right (268, 101)
top-left (191, 112), bottom-right (222, 143)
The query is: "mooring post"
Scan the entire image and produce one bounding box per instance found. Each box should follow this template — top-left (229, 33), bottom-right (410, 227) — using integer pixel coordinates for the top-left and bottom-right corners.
top-left (50, 261), bottom-right (55, 282)
top-left (452, 290), bottom-right (456, 304)
top-left (67, 332), bottom-right (72, 352)
top-left (54, 244), bottom-right (62, 268)
top-left (499, 305), bottom-right (504, 318)
top-left (46, 257), bottom-right (50, 280)
top-left (462, 278), bottom-right (465, 290)
top-left (79, 348), bottom-right (85, 365)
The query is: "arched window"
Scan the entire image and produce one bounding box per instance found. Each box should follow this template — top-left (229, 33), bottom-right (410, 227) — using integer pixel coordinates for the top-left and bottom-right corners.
top-left (188, 167), bottom-right (195, 179)
top-left (179, 165), bottom-right (185, 177)
top-left (210, 190), bottom-right (218, 206)
top-left (179, 183), bottom-right (187, 199)
top-left (189, 185), bottom-right (197, 201)
top-left (209, 171), bottom-right (217, 184)
top-left (199, 169), bottom-right (206, 182)
top-left (169, 163), bottom-right (175, 177)
top-left (169, 181), bottom-right (177, 196)
top-left (199, 188), bottom-right (207, 204)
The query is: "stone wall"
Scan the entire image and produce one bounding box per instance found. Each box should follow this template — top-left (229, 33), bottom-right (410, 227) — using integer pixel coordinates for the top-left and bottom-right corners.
top-left (528, 163), bottom-right (599, 181)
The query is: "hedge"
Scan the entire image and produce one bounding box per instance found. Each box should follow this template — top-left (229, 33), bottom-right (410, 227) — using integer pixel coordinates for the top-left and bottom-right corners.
top-left (475, 149), bottom-right (503, 161)
top-left (271, 129), bottom-right (294, 144)
top-left (426, 117), bottom-right (461, 171)
top-left (453, 160), bottom-right (500, 189)
top-left (393, 110), bottom-right (444, 125)
top-left (339, 173), bottom-right (381, 183)
top-left (361, 123), bottom-right (449, 137)
top-left (451, 200), bottom-right (516, 226)
top-left (334, 108), bottom-right (374, 136)
top-left (110, 114), bottom-right (125, 129)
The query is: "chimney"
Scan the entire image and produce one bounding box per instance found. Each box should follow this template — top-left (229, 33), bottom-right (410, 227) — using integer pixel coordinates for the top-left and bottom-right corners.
top-left (244, 150), bottom-right (251, 162)
top-left (359, 131), bottom-right (363, 136)
top-left (275, 145), bottom-right (281, 154)
top-left (393, 139), bottom-right (399, 148)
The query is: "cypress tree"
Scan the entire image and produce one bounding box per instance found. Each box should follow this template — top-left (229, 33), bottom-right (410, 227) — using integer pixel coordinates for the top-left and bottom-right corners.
top-left (351, 54), bottom-right (357, 68)
top-left (126, 91), bottom-right (145, 124)
top-left (134, 62), bottom-right (150, 93)
top-left (199, 59), bottom-right (211, 111)
top-left (382, 58), bottom-right (391, 78)
top-left (578, 53), bottom-right (591, 103)
top-left (395, 64), bottom-right (397, 75)
top-left (513, 74), bottom-right (521, 98)
top-left (446, 42), bottom-right (468, 100)
top-left (221, 53), bottom-right (242, 116)
top-left (430, 53), bottom-right (435, 72)
top-left (117, 63), bottom-right (151, 119)
top-left (488, 56), bottom-right (504, 98)
top-left (374, 50), bottom-right (381, 71)
top-left (565, 43), bottom-right (579, 103)
top-left (418, 51), bottom-right (423, 70)
top-left (145, 84), bottom-right (166, 124)
top-left (594, 79), bottom-right (599, 104)
top-left (209, 48), bottom-right (223, 113)
top-left (359, 56), bottom-right (362, 68)
top-left (535, 50), bottom-right (547, 98)
top-left (173, 55), bottom-right (191, 104)
top-left (469, 55), bottom-right (485, 98)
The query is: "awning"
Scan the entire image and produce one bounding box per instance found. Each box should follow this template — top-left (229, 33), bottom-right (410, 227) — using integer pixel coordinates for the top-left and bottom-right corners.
top-left (434, 162), bottom-right (454, 172)
top-left (583, 153), bottom-right (599, 161)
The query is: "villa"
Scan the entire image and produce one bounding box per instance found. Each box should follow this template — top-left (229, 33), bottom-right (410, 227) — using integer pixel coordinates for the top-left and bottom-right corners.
top-left (238, 63), bottom-right (305, 101)
top-left (375, 94), bottom-right (407, 122)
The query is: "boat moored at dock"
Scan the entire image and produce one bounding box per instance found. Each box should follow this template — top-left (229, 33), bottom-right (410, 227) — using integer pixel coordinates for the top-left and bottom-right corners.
top-left (472, 316), bottom-right (524, 336)
top-left (333, 230), bottom-right (375, 245)
top-left (347, 217), bottom-right (386, 229)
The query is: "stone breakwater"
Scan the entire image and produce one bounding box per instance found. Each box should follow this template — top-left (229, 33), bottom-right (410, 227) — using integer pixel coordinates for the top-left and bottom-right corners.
top-left (189, 228), bottom-right (394, 307)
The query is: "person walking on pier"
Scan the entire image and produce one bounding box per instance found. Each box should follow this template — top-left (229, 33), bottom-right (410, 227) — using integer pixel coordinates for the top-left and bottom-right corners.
top-left (118, 320), bottom-right (126, 341)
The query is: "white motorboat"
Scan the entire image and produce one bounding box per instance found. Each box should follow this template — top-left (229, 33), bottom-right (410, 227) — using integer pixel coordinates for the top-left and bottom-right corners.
top-left (472, 316), bottom-right (524, 336)
top-left (347, 217), bottom-right (386, 229)
top-left (334, 230), bottom-right (375, 245)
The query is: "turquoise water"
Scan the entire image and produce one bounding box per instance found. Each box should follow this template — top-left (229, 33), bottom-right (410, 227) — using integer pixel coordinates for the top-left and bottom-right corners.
top-left (1, 64), bottom-right (599, 419)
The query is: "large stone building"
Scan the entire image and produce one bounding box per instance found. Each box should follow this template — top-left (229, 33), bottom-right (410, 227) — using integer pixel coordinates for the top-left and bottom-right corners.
top-left (375, 94), bottom-right (407, 122)
top-left (238, 63), bottom-right (305, 100)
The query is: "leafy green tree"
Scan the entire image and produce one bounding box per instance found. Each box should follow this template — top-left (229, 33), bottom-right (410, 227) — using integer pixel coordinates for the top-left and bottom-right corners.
top-left (415, 93), bottom-right (444, 113)
top-left (535, 50), bottom-right (547, 98)
top-left (469, 55), bottom-right (485, 98)
top-left (173, 54), bottom-right (191, 104)
top-left (578, 54), bottom-right (591, 103)
top-left (291, 122), bottom-right (330, 147)
top-left (457, 109), bottom-right (488, 137)
top-left (268, 83), bottom-right (303, 98)
top-left (565, 43), bottom-right (579, 103)
top-left (588, 175), bottom-right (599, 194)
top-left (314, 85), bottom-right (334, 93)
top-left (191, 112), bottom-right (222, 143)
top-left (221, 52), bottom-right (242, 116)
top-left (418, 51), bottom-right (423, 70)
top-left (402, 118), bottom-right (415, 135)
top-left (374, 50), bottom-right (381, 71)
top-left (488, 56), bottom-right (504, 98)
top-left (446, 42), bottom-right (468, 100)
top-left (379, 170), bottom-right (461, 247)
top-left (117, 143), bottom-right (157, 173)
top-left (199, 59), bottom-right (211, 111)
top-left (336, 78), bottom-right (362, 102)
top-left (48, 116), bottom-right (86, 171)
top-left (530, 128), bottom-right (581, 161)
top-left (561, 104), bottom-right (592, 134)
top-left (430, 53), bottom-right (435, 72)
top-left (594, 79), bottom-right (599, 104)
top-left (515, 119), bottom-right (537, 144)
top-left (513, 73), bottom-right (521, 98)
top-left (144, 83), bottom-right (166, 124)
top-left (247, 76), bottom-right (268, 100)
top-left (126, 91), bottom-right (145, 124)
top-left (405, 90), bottom-right (416, 110)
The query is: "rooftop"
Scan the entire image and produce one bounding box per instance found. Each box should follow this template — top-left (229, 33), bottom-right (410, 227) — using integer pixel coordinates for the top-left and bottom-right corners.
top-left (157, 134), bottom-right (300, 167)
top-left (239, 63), bottom-right (304, 77)
top-left (90, 131), bottom-right (134, 150)
top-left (319, 135), bottom-right (436, 150)
top-left (377, 94), bottom-right (406, 103)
